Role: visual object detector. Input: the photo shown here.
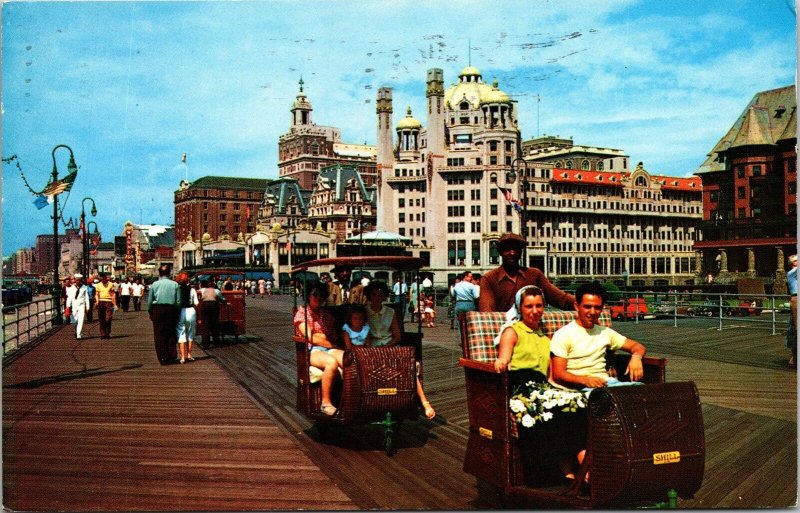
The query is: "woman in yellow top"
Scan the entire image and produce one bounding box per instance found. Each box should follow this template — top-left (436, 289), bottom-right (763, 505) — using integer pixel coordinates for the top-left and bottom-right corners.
top-left (494, 285), bottom-right (550, 386)
top-left (493, 285), bottom-right (585, 487)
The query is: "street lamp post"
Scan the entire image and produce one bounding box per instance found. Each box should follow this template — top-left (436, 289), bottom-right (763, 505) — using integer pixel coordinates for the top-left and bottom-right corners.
top-left (506, 157), bottom-right (529, 261)
top-left (80, 197), bottom-right (97, 279)
top-left (86, 221), bottom-right (99, 278)
top-left (50, 145), bottom-right (79, 325)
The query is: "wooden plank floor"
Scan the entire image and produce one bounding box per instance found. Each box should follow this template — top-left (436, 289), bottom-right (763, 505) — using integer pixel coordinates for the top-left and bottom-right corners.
top-left (207, 296), bottom-right (797, 509)
top-left (4, 297), bottom-right (797, 509)
top-left (2, 307), bottom-right (355, 511)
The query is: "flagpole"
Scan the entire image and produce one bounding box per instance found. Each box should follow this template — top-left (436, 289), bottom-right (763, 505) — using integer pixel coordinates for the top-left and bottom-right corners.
top-left (49, 145), bottom-right (79, 325)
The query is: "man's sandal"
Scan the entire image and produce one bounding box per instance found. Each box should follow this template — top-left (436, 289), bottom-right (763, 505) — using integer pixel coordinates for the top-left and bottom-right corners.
top-left (422, 401), bottom-right (436, 419)
top-left (320, 404), bottom-right (337, 416)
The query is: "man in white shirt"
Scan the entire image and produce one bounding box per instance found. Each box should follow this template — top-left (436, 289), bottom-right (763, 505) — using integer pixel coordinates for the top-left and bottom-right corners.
top-left (550, 281), bottom-right (646, 390)
top-left (131, 279), bottom-right (145, 312)
top-left (66, 273), bottom-right (91, 339)
top-left (119, 278), bottom-right (133, 312)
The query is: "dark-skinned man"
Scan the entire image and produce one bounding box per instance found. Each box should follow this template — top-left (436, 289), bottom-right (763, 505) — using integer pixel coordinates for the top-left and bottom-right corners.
top-left (478, 233), bottom-right (575, 312)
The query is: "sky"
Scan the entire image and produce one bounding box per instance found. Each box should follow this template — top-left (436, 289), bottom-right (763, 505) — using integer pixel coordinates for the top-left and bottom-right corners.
top-left (2, 0), bottom-right (796, 256)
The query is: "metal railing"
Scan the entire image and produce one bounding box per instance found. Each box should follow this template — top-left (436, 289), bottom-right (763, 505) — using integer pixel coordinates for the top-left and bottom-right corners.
top-left (609, 291), bottom-right (793, 335)
top-left (2, 295), bottom-right (61, 355)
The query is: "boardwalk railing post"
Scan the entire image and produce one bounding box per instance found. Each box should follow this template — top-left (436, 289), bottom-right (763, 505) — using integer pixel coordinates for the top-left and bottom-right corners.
top-left (718, 294), bottom-right (723, 331)
top-left (673, 292), bottom-right (678, 328)
top-left (772, 296), bottom-right (776, 336)
top-left (636, 292), bottom-right (640, 325)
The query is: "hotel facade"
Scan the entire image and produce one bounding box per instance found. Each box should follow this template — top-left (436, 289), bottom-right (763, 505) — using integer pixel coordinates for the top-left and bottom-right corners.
top-left (375, 66), bottom-right (703, 285)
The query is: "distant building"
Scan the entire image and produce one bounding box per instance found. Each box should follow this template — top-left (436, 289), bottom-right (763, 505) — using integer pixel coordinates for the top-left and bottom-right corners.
top-left (279, 78), bottom-right (377, 190)
top-left (522, 135), bottom-right (630, 172)
top-left (307, 164), bottom-right (376, 243)
top-left (173, 176), bottom-right (269, 243)
top-left (694, 85), bottom-right (797, 291)
top-left (121, 222), bottom-right (175, 277)
top-left (32, 233), bottom-right (69, 277)
top-left (9, 248), bottom-right (35, 275)
top-left (375, 66), bottom-right (702, 285)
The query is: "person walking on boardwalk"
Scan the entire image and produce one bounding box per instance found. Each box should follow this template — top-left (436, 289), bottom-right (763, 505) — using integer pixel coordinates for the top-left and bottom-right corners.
top-left (452, 271), bottom-right (480, 335)
top-left (147, 264), bottom-right (182, 365)
top-left (119, 277), bottom-right (132, 312)
top-left (85, 278), bottom-right (96, 322)
top-left (478, 233), bottom-right (574, 313)
top-left (199, 280), bottom-right (227, 348)
top-left (131, 278), bottom-right (145, 311)
top-left (66, 273), bottom-right (90, 340)
top-left (175, 272), bottom-right (199, 364)
top-left (94, 273), bottom-right (117, 339)
top-left (786, 254), bottom-right (797, 368)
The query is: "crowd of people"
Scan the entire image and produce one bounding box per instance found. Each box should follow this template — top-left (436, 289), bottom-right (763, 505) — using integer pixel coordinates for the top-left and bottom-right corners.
top-left (60, 266), bottom-right (233, 365)
top-left (62, 273), bottom-right (145, 340)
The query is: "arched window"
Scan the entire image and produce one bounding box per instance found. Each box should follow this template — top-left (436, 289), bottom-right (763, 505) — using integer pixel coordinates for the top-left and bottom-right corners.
top-left (565, 160), bottom-right (574, 169)
top-left (460, 101), bottom-right (470, 111)
top-left (555, 161), bottom-right (563, 168)
top-left (581, 160), bottom-right (590, 170)
top-left (635, 175), bottom-right (648, 187)
top-left (597, 161), bottom-right (604, 171)
top-left (490, 173), bottom-right (498, 184)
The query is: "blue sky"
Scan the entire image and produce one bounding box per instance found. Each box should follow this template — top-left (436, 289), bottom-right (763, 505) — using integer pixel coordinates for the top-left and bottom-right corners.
top-left (2, 0), bottom-right (796, 256)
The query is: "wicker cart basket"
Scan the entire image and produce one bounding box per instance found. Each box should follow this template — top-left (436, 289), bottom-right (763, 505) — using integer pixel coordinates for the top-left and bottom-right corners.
top-left (589, 381), bottom-right (705, 506)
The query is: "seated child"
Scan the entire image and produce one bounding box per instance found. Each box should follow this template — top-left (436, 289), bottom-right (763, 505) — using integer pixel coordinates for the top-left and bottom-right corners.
top-left (342, 304), bottom-right (373, 349)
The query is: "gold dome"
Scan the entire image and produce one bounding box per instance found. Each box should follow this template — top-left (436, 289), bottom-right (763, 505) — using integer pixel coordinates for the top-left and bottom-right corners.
top-left (396, 106), bottom-right (422, 130)
top-left (445, 72), bottom-right (511, 109)
top-left (480, 78), bottom-right (510, 104)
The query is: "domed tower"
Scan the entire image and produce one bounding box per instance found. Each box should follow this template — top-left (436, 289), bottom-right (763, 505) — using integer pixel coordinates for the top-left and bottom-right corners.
top-left (480, 78), bottom-right (514, 129)
top-left (396, 106), bottom-right (422, 156)
top-left (290, 77), bottom-right (313, 127)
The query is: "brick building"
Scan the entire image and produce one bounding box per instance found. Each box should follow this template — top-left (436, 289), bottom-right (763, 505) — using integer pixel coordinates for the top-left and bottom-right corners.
top-left (173, 176), bottom-right (270, 244)
top-left (694, 85), bottom-right (797, 290)
top-left (278, 78), bottom-right (377, 190)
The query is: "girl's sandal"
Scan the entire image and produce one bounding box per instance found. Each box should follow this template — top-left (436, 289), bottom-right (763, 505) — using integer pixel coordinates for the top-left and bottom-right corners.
top-left (320, 404), bottom-right (337, 416)
top-left (422, 401), bottom-right (436, 419)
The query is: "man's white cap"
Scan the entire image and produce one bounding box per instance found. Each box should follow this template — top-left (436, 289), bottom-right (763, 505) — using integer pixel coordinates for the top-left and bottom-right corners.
top-left (73, 273), bottom-right (83, 279)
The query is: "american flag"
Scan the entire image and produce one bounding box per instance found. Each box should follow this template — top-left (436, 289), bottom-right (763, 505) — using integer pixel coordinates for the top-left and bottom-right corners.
top-left (500, 187), bottom-right (524, 214)
top-left (41, 169), bottom-right (77, 197)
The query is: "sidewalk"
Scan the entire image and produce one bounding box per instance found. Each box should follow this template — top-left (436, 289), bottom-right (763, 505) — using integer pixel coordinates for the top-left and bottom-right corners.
top-left (3, 308), bottom-right (355, 511)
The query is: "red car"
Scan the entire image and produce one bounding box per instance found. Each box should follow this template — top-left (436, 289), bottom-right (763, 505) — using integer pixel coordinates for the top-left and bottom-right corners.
top-left (610, 298), bottom-right (649, 320)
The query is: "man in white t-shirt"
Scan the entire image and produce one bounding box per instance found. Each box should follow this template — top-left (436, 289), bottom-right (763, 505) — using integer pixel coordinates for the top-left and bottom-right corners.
top-left (119, 278), bottom-right (133, 312)
top-left (550, 281), bottom-right (646, 390)
top-left (131, 279), bottom-right (145, 311)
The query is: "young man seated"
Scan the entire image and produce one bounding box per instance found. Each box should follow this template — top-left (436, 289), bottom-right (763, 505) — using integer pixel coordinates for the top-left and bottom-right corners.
top-left (550, 281), bottom-right (647, 391)
top-left (548, 281), bottom-right (648, 484)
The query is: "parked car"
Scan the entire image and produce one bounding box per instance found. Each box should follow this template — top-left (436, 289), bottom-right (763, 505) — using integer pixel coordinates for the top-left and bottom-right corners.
top-left (652, 303), bottom-right (695, 318)
top-left (731, 300), bottom-right (762, 316)
top-left (610, 298), bottom-right (649, 320)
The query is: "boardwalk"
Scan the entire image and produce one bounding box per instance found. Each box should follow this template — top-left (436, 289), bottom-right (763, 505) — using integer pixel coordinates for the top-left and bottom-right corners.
top-left (3, 296), bottom-right (797, 510)
top-left (2, 307), bottom-right (354, 511)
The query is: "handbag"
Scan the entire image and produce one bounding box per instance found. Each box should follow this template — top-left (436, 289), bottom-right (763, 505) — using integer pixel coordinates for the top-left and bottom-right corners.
top-left (64, 307), bottom-right (71, 317)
